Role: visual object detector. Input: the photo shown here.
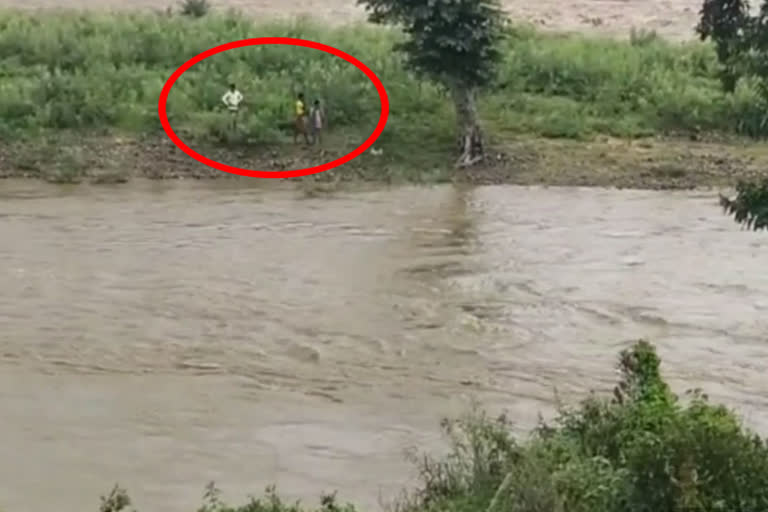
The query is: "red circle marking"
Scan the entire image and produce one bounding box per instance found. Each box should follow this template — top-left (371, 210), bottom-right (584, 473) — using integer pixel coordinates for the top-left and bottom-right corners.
top-left (158, 37), bottom-right (390, 178)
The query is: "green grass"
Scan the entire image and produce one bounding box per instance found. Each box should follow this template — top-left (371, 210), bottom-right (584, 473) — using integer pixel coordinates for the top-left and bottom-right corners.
top-left (97, 340), bottom-right (768, 512)
top-left (492, 26), bottom-right (768, 139)
top-left (1, 8), bottom-right (767, 174)
top-left (0, 11), bottom-right (765, 148)
top-left (0, 9), bottom-right (439, 164)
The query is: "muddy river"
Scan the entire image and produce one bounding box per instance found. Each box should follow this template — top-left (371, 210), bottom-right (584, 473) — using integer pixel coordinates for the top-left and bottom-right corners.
top-left (1, 180), bottom-right (766, 512)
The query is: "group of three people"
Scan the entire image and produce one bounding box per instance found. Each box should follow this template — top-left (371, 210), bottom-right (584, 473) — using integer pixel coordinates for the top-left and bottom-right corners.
top-left (221, 84), bottom-right (325, 144)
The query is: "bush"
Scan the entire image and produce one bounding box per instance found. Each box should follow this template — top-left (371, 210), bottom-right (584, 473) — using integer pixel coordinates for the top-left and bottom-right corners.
top-left (180, 0), bottom-right (211, 18)
top-left (99, 341), bottom-right (768, 512)
top-left (720, 178), bottom-right (768, 230)
top-left (401, 340), bottom-right (768, 512)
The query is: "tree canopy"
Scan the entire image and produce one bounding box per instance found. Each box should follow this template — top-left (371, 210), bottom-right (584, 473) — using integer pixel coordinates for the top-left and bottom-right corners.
top-left (721, 179), bottom-right (768, 230)
top-left (357, 0), bottom-right (506, 89)
top-left (357, 0), bottom-right (508, 165)
top-left (696, 1), bottom-right (768, 229)
top-left (697, 0), bottom-right (751, 90)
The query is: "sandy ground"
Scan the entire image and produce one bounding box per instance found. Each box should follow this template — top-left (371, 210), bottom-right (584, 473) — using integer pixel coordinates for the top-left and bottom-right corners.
top-left (8, 0), bottom-right (705, 40)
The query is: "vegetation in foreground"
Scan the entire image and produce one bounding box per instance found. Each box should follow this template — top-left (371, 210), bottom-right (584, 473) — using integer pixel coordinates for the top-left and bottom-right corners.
top-left (721, 177), bottom-right (768, 230)
top-left (696, 0), bottom-right (768, 227)
top-left (3, 4), bottom-right (768, 183)
top-left (97, 340), bottom-right (768, 512)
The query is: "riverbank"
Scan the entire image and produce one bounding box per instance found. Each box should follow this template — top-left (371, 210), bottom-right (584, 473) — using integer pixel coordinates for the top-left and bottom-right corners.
top-left (2, 132), bottom-right (768, 189)
top-left (2, 8), bottom-right (768, 188)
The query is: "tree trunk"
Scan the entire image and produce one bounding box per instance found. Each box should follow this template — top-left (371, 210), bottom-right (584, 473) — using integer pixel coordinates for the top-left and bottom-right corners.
top-left (450, 83), bottom-right (485, 167)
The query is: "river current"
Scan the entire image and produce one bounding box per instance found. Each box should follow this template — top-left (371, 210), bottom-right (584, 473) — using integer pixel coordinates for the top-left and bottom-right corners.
top-left (1, 180), bottom-right (766, 511)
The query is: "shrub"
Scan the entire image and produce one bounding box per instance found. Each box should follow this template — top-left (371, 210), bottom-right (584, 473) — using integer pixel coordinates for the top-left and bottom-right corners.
top-left (720, 178), bottom-right (768, 230)
top-left (180, 0), bottom-right (211, 18)
top-left (404, 340), bottom-right (768, 512)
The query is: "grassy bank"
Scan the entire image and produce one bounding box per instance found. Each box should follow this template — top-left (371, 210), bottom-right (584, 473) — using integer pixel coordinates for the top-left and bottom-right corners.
top-left (2, 8), bottom-right (768, 186)
top-left (96, 340), bottom-right (768, 512)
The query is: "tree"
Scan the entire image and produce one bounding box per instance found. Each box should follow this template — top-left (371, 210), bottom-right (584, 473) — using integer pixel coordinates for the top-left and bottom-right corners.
top-left (696, 0), bottom-right (752, 91)
top-left (698, 2), bottom-right (768, 231)
top-left (357, 0), bottom-right (508, 167)
top-left (721, 178), bottom-right (768, 230)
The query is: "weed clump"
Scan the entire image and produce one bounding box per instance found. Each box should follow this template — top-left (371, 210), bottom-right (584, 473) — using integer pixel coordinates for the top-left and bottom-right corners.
top-left (100, 485), bottom-right (133, 512)
top-left (180, 0), bottom-right (211, 18)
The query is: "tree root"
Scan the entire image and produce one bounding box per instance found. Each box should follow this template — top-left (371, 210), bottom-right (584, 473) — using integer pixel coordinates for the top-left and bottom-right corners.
top-left (456, 128), bottom-right (485, 168)
top-left (456, 153), bottom-right (485, 167)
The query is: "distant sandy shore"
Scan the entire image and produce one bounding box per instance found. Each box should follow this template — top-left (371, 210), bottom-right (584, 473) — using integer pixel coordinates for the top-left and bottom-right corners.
top-left (11, 0), bottom-right (704, 40)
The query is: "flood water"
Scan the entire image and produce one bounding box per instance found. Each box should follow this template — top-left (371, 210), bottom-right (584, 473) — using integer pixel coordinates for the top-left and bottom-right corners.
top-left (1, 180), bottom-right (767, 512)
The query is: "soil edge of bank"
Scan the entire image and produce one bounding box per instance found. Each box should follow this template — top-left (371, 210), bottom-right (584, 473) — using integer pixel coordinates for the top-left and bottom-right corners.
top-left (2, 134), bottom-right (768, 190)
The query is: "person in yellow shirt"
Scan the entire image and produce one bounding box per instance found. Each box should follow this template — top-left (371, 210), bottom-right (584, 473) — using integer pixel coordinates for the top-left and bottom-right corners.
top-left (293, 92), bottom-right (310, 145)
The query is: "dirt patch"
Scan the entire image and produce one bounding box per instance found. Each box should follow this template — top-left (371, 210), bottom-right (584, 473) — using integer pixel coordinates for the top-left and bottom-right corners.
top-left (2, 134), bottom-right (767, 190)
top-left (12, 0), bottom-right (704, 40)
top-left (470, 136), bottom-right (768, 189)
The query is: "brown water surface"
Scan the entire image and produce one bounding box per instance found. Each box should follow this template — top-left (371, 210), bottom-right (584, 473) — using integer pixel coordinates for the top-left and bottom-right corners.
top-left (1, 180), bottom-right (766, 511)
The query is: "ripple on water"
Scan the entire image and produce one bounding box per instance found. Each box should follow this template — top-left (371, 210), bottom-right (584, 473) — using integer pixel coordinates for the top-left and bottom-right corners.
top-left (1, 182), bottom-right (768, 512)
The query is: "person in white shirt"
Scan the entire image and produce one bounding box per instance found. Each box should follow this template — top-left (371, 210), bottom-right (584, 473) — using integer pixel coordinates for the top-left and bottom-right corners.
top-left (221, 83), bottom-right (244, 129)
